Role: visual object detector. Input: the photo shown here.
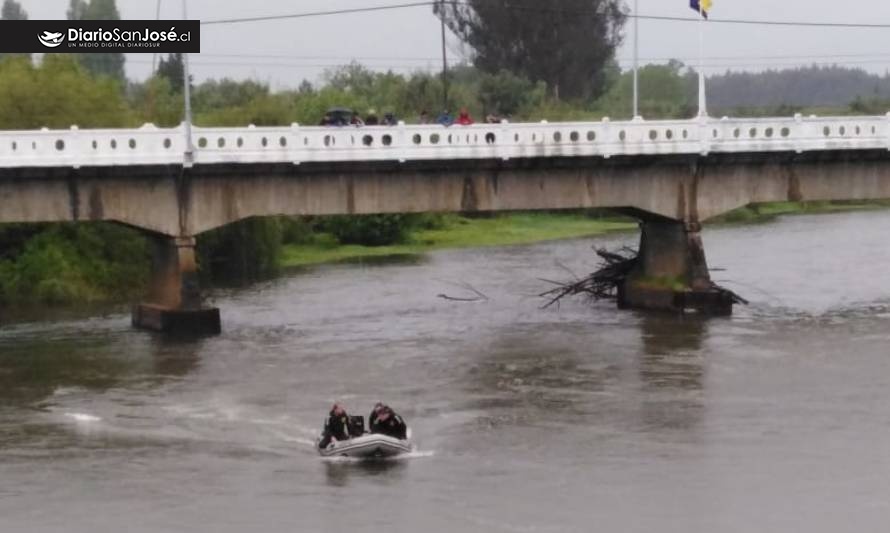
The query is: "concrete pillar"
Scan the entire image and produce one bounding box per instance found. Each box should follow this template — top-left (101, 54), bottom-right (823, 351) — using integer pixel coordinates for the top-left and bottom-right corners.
top-left (132, 235), bottom-right (221, 335)
top-left (618, 220), bottom-right (733, 315)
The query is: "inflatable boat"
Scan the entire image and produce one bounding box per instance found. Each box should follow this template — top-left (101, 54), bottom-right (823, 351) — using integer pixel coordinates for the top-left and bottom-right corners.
top-left (317, 432), bottom-right (413, 459)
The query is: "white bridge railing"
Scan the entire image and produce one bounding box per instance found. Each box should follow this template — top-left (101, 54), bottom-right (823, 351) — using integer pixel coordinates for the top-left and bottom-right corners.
top-left (1, 114), bottom-right (889, 169)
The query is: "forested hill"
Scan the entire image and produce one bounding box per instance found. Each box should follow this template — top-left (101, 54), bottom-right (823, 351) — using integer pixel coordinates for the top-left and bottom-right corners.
top-left (706, 66), bottom-right (890, 110)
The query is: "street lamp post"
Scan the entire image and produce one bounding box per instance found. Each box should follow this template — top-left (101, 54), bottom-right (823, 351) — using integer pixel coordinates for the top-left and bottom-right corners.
top-left (439, 0), bottom-right (449, 112)
top-left (632, 0), bottom-right (639, 118)
top-left (182, 0), bottom-right (194, 163)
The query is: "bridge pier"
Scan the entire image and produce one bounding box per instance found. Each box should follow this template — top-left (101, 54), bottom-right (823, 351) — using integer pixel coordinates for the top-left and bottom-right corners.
top-left (618, 220), bottom-right (733, 316)
top-left (132, 235), bottom-right (221, 335)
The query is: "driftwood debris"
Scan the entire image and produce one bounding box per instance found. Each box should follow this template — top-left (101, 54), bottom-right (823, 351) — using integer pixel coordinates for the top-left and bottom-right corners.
top-left (539, 247), bottom-right (749, 309)
top-left (437, 280), bottom-right (490, 302)
top-left (539, 247), bottom-right (637, 309)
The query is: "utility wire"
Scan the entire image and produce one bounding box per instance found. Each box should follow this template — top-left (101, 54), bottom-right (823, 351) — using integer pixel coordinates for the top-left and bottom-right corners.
top-left (191, 51), bottom-right (890, 63)
top-left (201, 2), bottom-right (432, 25)
top-left (200, 1), bottom-right (890, 29)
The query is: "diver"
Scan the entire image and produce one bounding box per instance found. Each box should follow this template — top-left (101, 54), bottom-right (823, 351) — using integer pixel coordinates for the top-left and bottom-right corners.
top-left (318, 403), bottom-right (351, 449)
top-left (368, 402), bottom-right (408, 440)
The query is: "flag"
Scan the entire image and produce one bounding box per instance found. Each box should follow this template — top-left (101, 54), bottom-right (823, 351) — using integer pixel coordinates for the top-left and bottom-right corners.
top-left (689, 0), bottom-right (712, 19)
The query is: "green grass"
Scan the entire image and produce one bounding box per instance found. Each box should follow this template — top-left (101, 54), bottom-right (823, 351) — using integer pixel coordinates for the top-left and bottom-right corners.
top-left (282, 201), bottom-right (890, 269)
top-left (281, 213), bottom-right (637, 268)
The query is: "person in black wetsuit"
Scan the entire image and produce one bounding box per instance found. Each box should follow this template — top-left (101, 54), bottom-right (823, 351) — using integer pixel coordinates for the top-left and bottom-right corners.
top-left (368, 402), bottom-right (407, 440)
top-left (318, 403), bottom-right (351, 449)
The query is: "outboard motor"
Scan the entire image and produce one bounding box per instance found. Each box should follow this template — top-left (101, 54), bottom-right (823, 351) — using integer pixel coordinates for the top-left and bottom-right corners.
top-left (348, 415), bottom-right (365, 437)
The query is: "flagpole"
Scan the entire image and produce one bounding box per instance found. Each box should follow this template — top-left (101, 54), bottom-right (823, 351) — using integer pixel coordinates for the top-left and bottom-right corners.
top-left (632, 0), bottom-right (639, 118)
top-left (697, 2), bottom-right (707, 117)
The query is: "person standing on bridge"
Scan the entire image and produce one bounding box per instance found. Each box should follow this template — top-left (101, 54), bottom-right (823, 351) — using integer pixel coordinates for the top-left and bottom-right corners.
top-left (456, 108), bottom-right (474, 126)
top-left (436, 110), bottom-right (454, 127)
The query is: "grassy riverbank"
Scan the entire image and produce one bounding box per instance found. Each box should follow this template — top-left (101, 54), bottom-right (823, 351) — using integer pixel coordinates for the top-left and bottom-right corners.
top-left (281, 213), bottom-right (637, 268)
top-left (281, 201), bottom-right (890, 268)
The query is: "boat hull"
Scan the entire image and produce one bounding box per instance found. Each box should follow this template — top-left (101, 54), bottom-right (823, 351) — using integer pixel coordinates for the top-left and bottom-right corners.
top-left (318, 434), bottom-right (412, 458)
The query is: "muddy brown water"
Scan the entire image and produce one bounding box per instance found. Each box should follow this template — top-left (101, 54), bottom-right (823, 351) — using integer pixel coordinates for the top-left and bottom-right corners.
top-left (2, 210), bottom-right (890, 533)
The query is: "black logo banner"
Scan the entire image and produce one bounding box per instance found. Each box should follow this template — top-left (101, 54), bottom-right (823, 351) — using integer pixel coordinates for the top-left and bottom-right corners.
top-left (0, 20), bottom-right (200, 54)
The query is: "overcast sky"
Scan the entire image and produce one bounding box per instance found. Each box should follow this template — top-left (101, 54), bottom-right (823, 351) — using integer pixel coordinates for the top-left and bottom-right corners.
top-left (14, 0), bottom-right (890, 89)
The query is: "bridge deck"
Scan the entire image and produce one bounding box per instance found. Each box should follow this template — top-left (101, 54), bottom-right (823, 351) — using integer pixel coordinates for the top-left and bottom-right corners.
top-left (1, 115), bottom-right (888, 169)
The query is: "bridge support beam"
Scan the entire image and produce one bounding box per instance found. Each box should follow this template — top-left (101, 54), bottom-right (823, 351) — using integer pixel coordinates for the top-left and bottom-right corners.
top-left (618, 220), bottom-right (733, 316)
top-left (132, 235), bottom-right (220, 335)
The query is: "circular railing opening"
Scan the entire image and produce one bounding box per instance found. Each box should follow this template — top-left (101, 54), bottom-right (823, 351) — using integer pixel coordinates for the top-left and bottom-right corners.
top-left (382, 134), bottom-right (393, 146)
top-left (198, 137), bottom-right (207, 148)
top-left (55, 140), bottom-right (65, 151)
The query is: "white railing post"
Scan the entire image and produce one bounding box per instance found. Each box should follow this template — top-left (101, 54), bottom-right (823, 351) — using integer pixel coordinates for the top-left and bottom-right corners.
top-left (794, 113), bottom-right (804, 154)
top-left (290, 123), bottom-right (301, 165)
top-left (698, 115), bottom-right (710, 156)
top-left (69, 125), bottom-right (81, 169)
top-left (397, 121), bottom-right (407, 163)
top-left (885, 112), bottom-right (890, 151)
top-left (601, 117), bottom-right (611, 159)
top-left (500, 119), bottom-right (510, 161)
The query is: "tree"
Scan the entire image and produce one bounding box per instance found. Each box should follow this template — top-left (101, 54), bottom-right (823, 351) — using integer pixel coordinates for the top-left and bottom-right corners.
top-left (157, 53), bottom-right (185, 91)
top-left (0, 0), bottom-right (28, 55)
top-left (434, 0), bottom-right (626, 101)
top-left (0, 0), bottom-right (30, 63)
top-left (477, 70), bottom-right (546, 116)
top-left (0, 55), bottom-right (130, 129)
top-left (1, 0), bottom-right (26, 20)
top-left (68, 0), bottom-right (125, 83)
top-left (66, 0), bottom-right (88, 20)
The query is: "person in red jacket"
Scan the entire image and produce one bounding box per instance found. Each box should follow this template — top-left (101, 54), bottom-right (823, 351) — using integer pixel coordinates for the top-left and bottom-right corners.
top-left (456, 107), bottom-right (474, 126)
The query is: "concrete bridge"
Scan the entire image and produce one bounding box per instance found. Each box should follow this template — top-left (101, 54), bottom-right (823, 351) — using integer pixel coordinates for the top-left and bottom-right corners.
top-left (3, 113), bottom-right (890, 332)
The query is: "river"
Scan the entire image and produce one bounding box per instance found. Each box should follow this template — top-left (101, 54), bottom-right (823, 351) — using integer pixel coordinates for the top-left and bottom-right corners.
top-left (2, 210), bottom-right (890, 533)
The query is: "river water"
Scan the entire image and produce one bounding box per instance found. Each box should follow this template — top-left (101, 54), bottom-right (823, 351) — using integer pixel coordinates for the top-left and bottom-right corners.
top-left (2, 210), bottom-right (890, 533)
